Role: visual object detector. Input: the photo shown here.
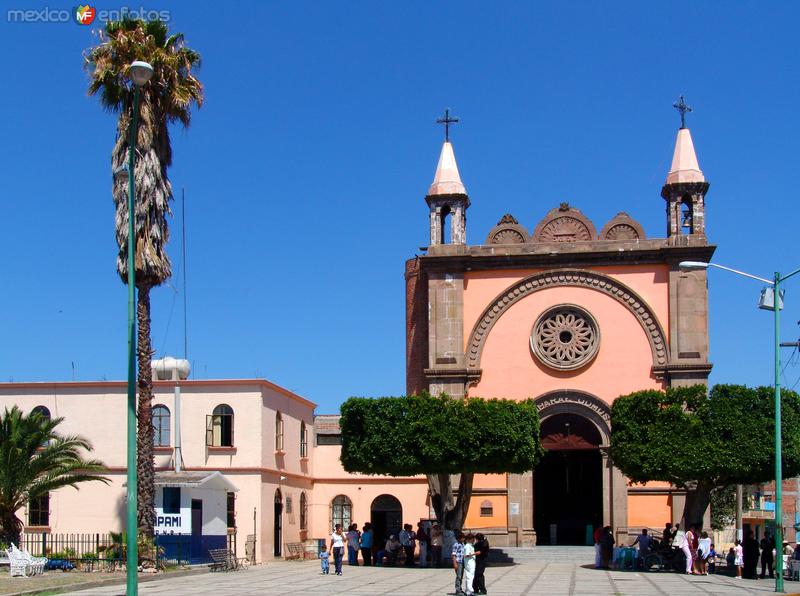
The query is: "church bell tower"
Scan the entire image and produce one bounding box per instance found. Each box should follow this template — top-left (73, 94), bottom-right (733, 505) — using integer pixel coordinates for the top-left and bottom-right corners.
top-left (661, 96), bottom-right (709, 242)
top-left (426, 109), bottom-right (469, 247)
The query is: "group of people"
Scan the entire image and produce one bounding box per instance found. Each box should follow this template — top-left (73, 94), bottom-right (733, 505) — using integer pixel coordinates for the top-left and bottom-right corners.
top-left (593, 521), bottom-right (798, 581)
top-left (660, 523), bottom-right (715, 575)
top-left (726, 530), bottom-right (796, 580)
top-left (321, 521), bottom-right (491, 595)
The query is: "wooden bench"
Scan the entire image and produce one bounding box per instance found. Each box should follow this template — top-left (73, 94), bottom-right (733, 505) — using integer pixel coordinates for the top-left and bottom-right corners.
top-left (284, 542), bottom-right (306, 561)
top-left (208, 548), bottom-right (245, 571)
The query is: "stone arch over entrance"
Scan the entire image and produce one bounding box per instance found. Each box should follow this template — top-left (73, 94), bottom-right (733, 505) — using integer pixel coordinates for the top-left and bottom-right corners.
top-left (465, 269), bottom-right (668, 375)
top-left (535, 389), bottom-right (611, 446)
top-left (526, 390), bottom-right (625, 545)
top-left (370, 494), bottom-right (403, 546)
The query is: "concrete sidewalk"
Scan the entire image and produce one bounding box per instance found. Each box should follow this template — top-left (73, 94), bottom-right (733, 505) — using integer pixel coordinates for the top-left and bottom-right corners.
top-left (58, 559), bottom-right (796, 596)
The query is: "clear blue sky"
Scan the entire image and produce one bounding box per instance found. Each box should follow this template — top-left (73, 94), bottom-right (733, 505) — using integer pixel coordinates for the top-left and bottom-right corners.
top-left (2, 1), bottom-right (799, 413)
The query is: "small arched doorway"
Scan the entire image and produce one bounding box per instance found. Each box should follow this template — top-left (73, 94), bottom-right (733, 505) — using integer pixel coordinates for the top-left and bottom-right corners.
top-left (534, 412), bottom-right (603, 545)
top-left (274, 489), bottom-right (283, 557)
top-left (370, 495), bottom-right (402, 547)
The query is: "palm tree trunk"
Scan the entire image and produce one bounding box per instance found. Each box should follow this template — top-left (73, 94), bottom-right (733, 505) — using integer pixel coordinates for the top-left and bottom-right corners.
top-left (0, 510), bottom-right (22, 546)
top-left (136, 282), bottom-right (156, 536)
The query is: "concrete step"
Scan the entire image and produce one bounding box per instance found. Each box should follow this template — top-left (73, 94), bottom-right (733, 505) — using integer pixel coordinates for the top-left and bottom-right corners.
top-left (488, 546), bottom-right (595, 564)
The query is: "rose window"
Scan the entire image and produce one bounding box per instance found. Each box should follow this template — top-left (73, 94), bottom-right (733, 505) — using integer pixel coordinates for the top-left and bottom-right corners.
top-left (531, 305), bottom-right (600, 370)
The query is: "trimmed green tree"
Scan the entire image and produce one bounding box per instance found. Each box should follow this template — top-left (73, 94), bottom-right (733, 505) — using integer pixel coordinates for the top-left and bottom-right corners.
top-left (339, 393), bottom-right (543, 529)
top-left (0, 406), bottom-right (109, 545)
top-left (610, 384), bottom-right (800, 527)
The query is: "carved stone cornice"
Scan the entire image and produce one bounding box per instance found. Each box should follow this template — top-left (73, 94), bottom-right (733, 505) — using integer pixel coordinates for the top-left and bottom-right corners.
top-left (660, 181), bottom-right (710, 199)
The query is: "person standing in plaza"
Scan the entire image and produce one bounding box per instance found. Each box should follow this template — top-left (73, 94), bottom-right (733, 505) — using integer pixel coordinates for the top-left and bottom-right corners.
top-left (734, 539), bottom-right (744, 578)
top-left (400, 523), bottom-right (416, 566)
top-left (599, 526), bottom-right (614, 569)
top-left (452, 532), bottom-right (466, 595)
top-left (360, 522), bottom-right (373, 566)
top-left (697, 531), bottom-right (712, 575)
top-left (760, 531), bottom-right (775, 579)
top-left (473, 532), bottom-right (490, 595)
top-left (463, 534), bottom-right (477, 596)
top-left (685, 525), bottom-right (697, 574)
top-left (346, 523), bottom-right (360, 566)
top-left (743, 529), bottom-right (760, 579)
top-left (672, 524), bottom-right (691, 574)
top-left (593, 526), bottom-right (602, 568)
top-left (431, 524), bottom-right (443, 567)
top-left (417, 521), bottom-right (430, 567)
top-left (330, 523), bottom-right (347, 576)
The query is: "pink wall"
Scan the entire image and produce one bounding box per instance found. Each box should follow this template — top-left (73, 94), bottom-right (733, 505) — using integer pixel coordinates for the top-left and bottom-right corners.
top-left (311, 444), bottom-right (429, 540)
top-left (464, 266), bottom-right (669, 403)
top-left (0, 380), bottom-right (317, 560)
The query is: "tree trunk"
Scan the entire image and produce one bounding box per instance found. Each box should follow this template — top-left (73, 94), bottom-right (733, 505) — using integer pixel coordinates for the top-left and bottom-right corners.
top-left (682, 480), bottom-right (714, 528)
top-left (136, 282), bottom-right (156, 536)
top-left (0, 510), bottom-right (22, 546)
top-left (428, 472), bottom-right (475, 530)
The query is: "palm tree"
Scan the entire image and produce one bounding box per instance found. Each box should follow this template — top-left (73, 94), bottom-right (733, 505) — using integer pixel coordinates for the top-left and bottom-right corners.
top-left (0, 406), bottom-right (108, 546)
top-left (84, 18), bottom-right (203, 535)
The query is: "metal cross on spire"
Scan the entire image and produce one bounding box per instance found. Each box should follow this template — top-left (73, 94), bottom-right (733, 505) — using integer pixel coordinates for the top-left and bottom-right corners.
top-left (673, 95), bottom-right (692, 129)
top-left (436, 108), bottom-right (460, 142)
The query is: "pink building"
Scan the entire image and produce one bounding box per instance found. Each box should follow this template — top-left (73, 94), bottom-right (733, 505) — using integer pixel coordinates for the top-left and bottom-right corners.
top-left (0, 378), bottom-right (428, 561)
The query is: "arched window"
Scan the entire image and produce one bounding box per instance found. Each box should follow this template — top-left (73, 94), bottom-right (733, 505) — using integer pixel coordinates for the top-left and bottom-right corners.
top-left (31, 406), bottom-right (51, 422)
top-left (275, 412), bottom-right (284, 452)
top-left (480, 499), bottom-right (494, 517)
top-left (300, 421), bottom-right (307, 458)
top-left (207, 404), bottom-right (234, 447)
top-left (330, 495), bottom-right (352, 531)
top-left (31, 406), bottom-right (51, 448)
top-left (152, 405), bottom-right (170, 447)
top-left (300, 492), bottom-right (307, 530)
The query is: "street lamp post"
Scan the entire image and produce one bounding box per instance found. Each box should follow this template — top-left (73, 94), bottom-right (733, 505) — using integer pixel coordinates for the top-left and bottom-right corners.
top-left (681, 260), bottom-right (800, 593)
top-left (124, 60), bottom-right (153, 596)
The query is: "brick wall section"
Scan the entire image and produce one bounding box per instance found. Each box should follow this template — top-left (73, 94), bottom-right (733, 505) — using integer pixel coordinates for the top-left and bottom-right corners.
top-left (405, 258), bottom-right (428, 395)
top-left (761, 478), bottom-right (800, 533)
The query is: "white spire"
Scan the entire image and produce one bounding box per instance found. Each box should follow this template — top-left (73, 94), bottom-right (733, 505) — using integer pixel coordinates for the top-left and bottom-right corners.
top-left (665, 128), bottom-right (705, 185)
top-left (428, 141), bottom-right (466, 196)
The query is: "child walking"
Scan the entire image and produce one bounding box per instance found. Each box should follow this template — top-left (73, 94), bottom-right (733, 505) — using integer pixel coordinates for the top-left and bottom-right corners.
top-left (320, 544), bottom-right (330, 574)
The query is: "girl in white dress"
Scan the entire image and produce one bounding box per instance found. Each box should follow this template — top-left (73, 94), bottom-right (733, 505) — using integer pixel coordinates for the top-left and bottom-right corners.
top-left (734, 539), bottom-right (744, 579)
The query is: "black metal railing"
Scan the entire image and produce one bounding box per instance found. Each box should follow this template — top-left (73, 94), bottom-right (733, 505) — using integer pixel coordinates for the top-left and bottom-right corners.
top-left (18, 532), bottom-right (191, 568)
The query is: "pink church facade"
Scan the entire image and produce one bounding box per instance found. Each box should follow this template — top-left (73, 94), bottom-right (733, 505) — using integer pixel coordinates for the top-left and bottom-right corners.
top-left (406, 120), bottom-right (715, 544)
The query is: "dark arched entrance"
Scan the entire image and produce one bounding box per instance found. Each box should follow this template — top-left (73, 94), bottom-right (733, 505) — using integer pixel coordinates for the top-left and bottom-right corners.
top-left (534, 413), bottom-right (603, 545)
top-left (274, 489), bottom-right (283, 556)
top-left (370, 495), bottom-right (402, 547)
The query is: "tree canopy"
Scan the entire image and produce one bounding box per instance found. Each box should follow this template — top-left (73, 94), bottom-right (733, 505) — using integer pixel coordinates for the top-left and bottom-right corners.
top-left (610, 384), bottom-right (800, 524)
top-left (340, 393), bottom-right (543, 528)
top-left (0, 406), bottom-right (108, 545)
top-left (340, 393), bottom-right (543, 476)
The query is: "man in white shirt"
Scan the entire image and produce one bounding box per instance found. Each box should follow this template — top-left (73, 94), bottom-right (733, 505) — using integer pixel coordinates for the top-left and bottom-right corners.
top-left (399, 523), bottom-right (416, 566)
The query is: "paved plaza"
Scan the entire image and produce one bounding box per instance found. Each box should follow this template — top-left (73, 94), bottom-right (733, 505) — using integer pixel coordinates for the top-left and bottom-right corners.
top-left (58, 559), bottom-right (797, 596)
